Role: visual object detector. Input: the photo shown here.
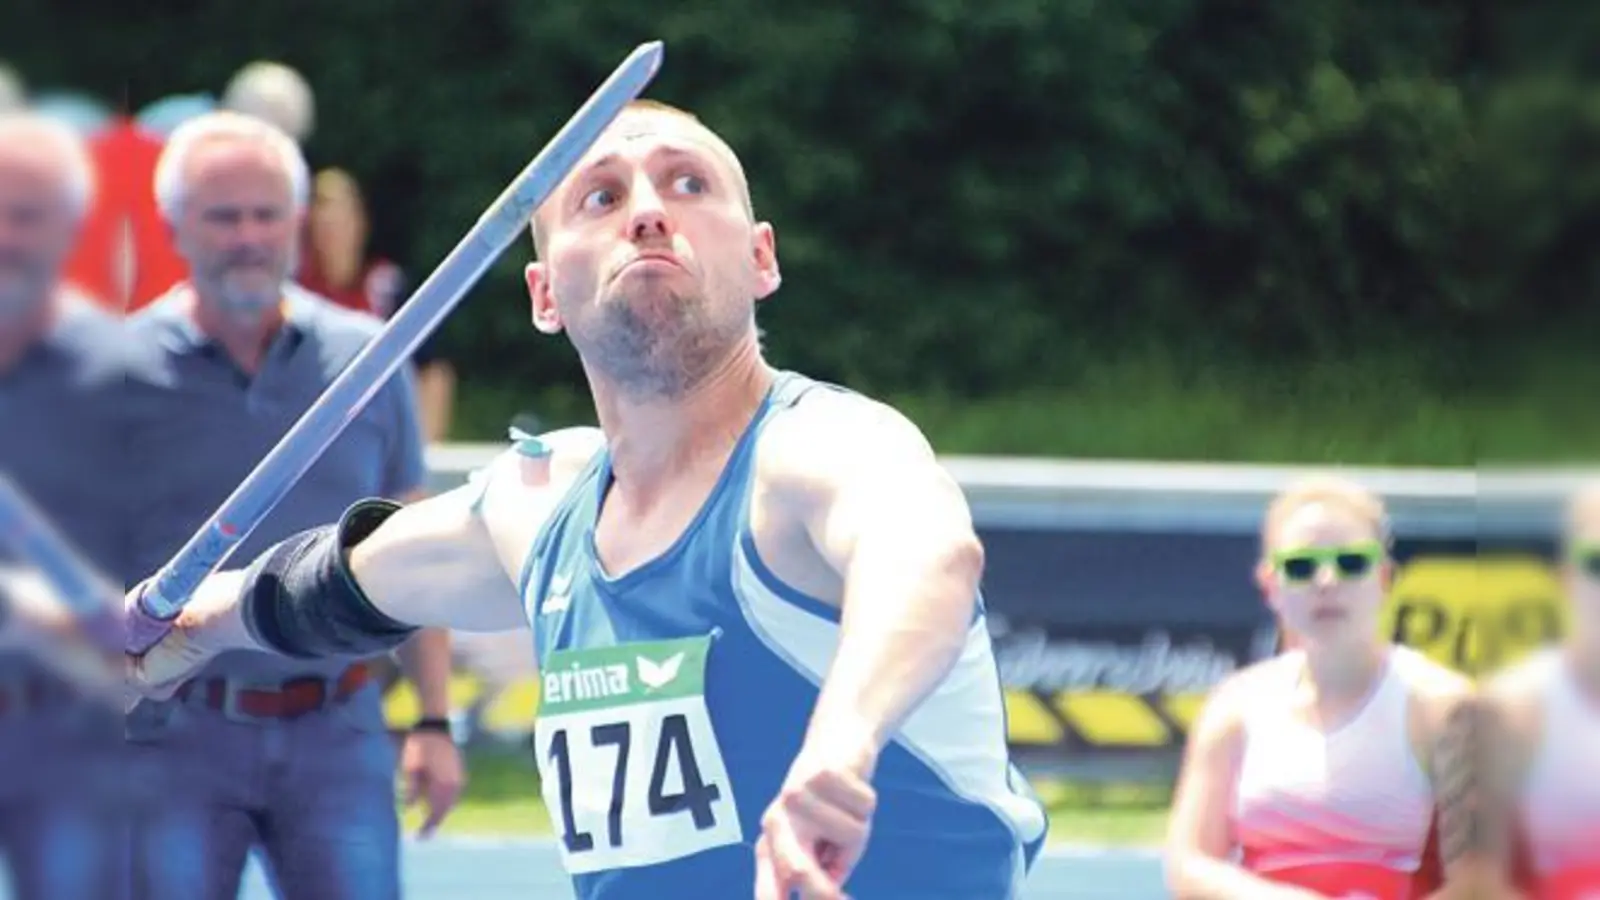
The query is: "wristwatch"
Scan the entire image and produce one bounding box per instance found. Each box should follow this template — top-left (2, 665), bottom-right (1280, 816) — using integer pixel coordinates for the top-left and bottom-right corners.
top-left (411, 716), bottom-right (452, 735)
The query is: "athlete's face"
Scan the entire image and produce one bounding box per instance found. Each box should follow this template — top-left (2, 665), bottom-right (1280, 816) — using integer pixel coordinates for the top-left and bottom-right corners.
top-left (1258, 503), bottom-right (1391, 648)
top-left (172, 138), bottom-right (301, 321)
top-left (525, 110), bottom-right (781, 399)
top-left (0, 140), bottom-right (75, 320)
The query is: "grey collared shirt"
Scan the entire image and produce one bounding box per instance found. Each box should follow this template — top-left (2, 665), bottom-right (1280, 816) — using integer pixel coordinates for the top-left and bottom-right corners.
top-left (123, 285), bottom-right (427, 683)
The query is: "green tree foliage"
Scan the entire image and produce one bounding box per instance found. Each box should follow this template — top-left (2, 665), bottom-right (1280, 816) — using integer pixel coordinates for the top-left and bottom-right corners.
top-left (6, 0), bottom-right (1595, 398)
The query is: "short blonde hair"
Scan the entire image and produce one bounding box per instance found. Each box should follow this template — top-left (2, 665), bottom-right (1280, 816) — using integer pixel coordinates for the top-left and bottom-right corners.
top-left (1262, 473), bottom-right (1392, 556)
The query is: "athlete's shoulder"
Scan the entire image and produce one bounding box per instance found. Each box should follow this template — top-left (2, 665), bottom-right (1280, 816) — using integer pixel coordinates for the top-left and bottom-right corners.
top-left (762, 372), bottom-right (937, 469)
top-left (472, 426), bottom-right (607, 503)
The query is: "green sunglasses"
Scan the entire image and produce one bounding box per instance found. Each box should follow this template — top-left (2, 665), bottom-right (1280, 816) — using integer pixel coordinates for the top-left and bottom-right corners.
top-left (1270, 542), bottom-right (1385, 584)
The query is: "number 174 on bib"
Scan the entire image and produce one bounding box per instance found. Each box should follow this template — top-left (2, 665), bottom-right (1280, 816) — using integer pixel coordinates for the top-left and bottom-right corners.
top-left (532, 638), bottom-right (744, 874)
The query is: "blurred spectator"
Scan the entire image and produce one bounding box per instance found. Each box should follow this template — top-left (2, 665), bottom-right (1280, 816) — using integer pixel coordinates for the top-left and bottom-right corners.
top-left (63, 58), bottom-right (315, 314)
top-left (0, 110), bottom-right (128, 900)
top-left (299, 167), bottom-right (457, 440)
top-left (299, 168), bottom-right (404, 318)
top-left (122, 111), bottom-right (462, 898)
top-left (221, 60), bottom-right (314, 143)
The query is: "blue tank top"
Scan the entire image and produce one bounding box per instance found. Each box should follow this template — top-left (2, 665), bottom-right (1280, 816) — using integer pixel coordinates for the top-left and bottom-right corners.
top-left (517, 371), bottom-right (1048, 899)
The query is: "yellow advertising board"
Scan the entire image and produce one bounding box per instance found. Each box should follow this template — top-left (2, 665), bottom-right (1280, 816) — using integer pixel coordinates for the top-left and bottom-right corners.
top-left (1382, 555), bottom-right (1566, 678)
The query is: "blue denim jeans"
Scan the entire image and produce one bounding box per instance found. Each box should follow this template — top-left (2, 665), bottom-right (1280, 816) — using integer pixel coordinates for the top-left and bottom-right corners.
top-left (0, 701), bottom-right (128, 900)
top-left (124, 683), bottom-right (400, 900)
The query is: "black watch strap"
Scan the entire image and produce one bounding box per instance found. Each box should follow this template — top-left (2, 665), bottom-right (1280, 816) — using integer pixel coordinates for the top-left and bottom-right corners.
top-left (412, 717), bottom-right (452, 735)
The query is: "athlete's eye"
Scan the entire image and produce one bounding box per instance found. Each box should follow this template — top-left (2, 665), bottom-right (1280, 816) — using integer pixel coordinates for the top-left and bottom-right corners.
top-left (671, 173), bottom-right (707, 195)
top-left (580, 187), bottom-right (619, 212)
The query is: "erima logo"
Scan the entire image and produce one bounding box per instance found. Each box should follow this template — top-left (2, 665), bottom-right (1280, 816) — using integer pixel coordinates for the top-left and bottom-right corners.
top-left (636, 652), bottom-right (684, 691)
top-left (544, 661), bottom-right (629, 704)
top-left (543, 652), bottom-right (686, 705)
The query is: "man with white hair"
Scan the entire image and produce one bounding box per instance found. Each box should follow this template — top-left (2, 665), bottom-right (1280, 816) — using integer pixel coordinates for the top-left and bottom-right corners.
top-left (0, 111), bottom-right (130, 900)
top-left (121, 110), bottom-right (462, 900)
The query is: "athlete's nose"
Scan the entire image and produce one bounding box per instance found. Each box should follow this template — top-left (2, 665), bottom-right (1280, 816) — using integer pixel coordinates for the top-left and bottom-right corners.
top-left (629, 210), bottom-right (669, 243)
top-left (626, 178), bottom-right (671, 243)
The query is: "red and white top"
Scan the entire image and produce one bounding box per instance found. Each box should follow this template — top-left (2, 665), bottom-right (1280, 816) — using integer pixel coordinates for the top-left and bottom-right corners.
top-left (1231, 646), bottom-right (1436, 900)
top-left (1517, 649), bottom-right (1600, 900)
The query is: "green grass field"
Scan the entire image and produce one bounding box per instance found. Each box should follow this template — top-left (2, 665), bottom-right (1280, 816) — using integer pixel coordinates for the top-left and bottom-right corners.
top-left (450, 345), bottom-right (1599, 466)
top-left (402, 751), bottom-right (1171, 846)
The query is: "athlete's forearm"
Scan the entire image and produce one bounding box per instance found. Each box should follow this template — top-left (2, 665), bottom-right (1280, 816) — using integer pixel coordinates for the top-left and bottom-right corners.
top-left (806, 528), bottom-right (982, 757)
top-left (396, 627), bottom-right (453, 718)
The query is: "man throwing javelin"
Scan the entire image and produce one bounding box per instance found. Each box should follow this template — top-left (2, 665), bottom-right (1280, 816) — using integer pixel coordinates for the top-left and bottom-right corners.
top-left (129, 98), bottom-right (1048, 899)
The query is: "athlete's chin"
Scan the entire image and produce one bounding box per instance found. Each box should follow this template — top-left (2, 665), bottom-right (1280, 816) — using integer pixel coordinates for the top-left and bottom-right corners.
top-left (606, 285), bottom-right (710, 329)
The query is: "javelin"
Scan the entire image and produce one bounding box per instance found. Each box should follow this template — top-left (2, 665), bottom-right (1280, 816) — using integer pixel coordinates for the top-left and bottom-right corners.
top-left (0, 472), bottom-right (118, 619)
top-left (126, 41), bottom-right (666, 652)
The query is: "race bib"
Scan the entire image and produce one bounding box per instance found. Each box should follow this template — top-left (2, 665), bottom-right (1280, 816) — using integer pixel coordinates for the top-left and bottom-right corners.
top-left (533, 635), bottom-right (743, 874)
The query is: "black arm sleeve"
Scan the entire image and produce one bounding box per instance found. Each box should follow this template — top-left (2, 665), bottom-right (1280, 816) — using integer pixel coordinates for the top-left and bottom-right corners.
top-left (239, 499), bottom-right (421, 659)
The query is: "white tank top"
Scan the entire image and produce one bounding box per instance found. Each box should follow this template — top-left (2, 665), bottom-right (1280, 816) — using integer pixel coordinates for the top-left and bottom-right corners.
top-left (1231, 646), bottom-right (1435, 874)
top-left (1517, 649), bottom-right (1600, 876)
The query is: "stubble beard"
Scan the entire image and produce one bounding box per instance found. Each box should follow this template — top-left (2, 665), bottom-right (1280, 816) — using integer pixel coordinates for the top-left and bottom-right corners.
top-left (577, 278), bottom-right (751, 402)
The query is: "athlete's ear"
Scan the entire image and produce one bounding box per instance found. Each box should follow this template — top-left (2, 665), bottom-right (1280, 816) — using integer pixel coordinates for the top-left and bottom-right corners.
top-left (752, 222), bottom-right (780, 301)
top-left (526, 262), bottom-right (563, 334)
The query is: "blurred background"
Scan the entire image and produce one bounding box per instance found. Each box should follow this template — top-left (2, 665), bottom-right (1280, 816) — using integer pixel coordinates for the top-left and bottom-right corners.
top-left (2, 0), bottom-right (1598, 897)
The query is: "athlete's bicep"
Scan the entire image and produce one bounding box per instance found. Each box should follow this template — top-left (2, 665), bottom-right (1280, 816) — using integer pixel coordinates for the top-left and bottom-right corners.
top-left (788, 402), bottom-right (979, 587)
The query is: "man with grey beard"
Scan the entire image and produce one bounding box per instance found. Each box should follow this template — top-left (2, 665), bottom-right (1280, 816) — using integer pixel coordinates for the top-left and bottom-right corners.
top-left (0, 111), bottom-right (130, 900)
top-left (120, 111), bottom-right (462, 900)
